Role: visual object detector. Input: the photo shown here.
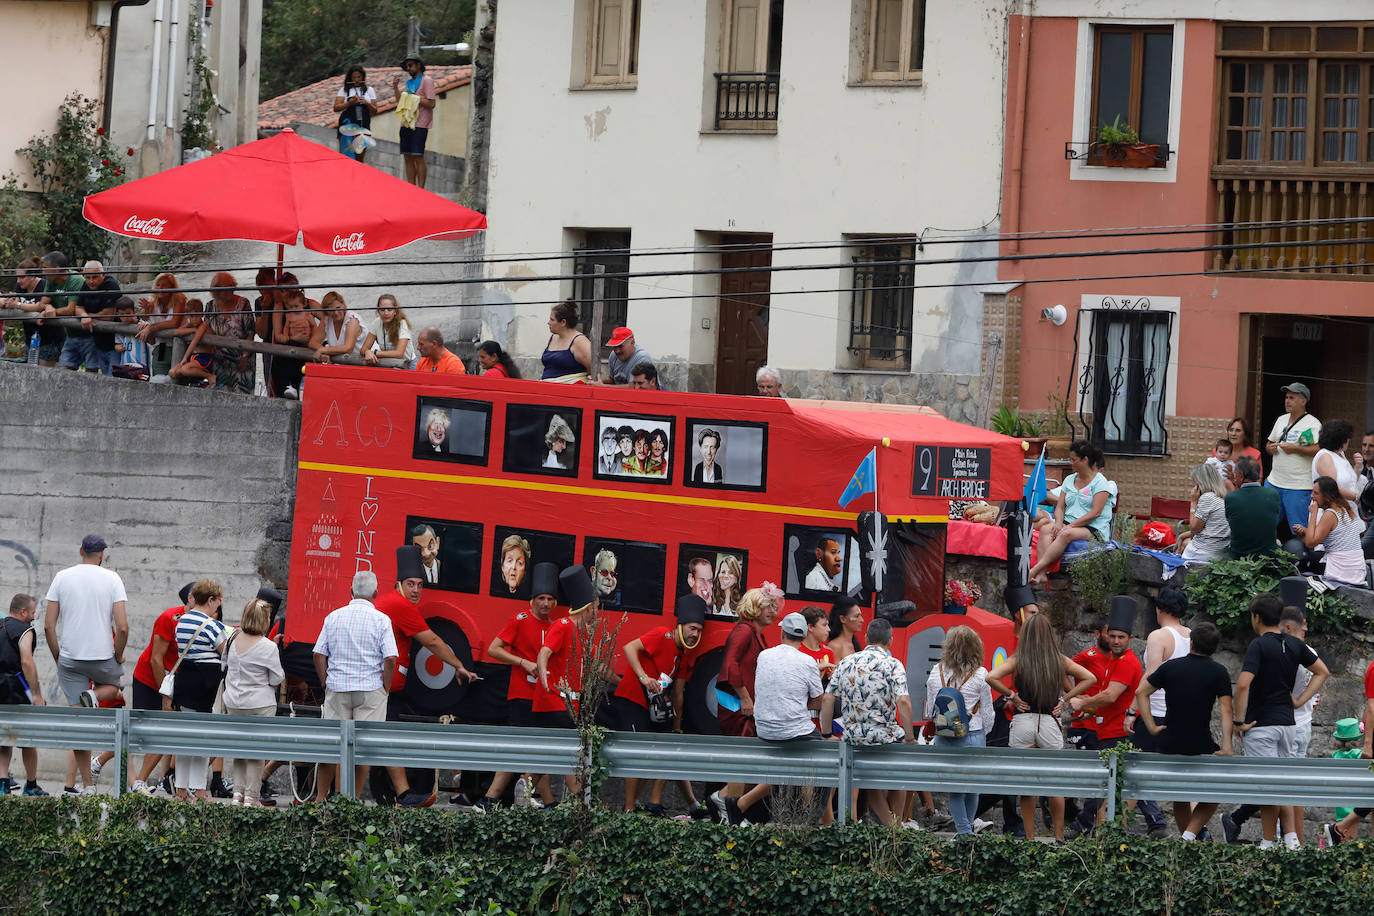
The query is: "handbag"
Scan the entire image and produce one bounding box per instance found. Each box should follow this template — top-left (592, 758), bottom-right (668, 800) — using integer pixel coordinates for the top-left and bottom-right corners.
top-left (159, 614), bottom-right (216, 699)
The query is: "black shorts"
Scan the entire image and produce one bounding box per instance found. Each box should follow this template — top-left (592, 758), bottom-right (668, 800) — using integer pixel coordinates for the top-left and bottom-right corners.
top-left (132, 678), bottom-right (163, 711)
top-left (762, 730), bottom-right (822, 743)
top-left (609, 695), bottom-right (670, 734)
top-left (507, 697), bottom-right (535, 728)
top-left (398, 126), bottom-right (429, 156)
top-left (534, 709), bottom-right (576, 730)
top-left (387, 691), bottom-right (417, 722)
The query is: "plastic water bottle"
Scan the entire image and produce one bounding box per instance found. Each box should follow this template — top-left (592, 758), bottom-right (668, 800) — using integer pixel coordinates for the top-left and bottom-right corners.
top-left (27, 331), bottom-right (39, 365)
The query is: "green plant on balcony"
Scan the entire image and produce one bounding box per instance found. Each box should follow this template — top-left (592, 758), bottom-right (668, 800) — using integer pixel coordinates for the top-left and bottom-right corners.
top-left (1093, 116), bottom-right (1161, 168)
top-left (991, 404), bottom-right (1044, 439)
top-left (1095, 115), bottom-right (1139, 146)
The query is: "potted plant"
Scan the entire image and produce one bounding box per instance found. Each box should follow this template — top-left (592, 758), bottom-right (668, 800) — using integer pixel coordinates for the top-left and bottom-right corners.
top-left (1091, 116), bottom-right (1161, 168)
top-left (990, 404), bottom-right (1047, 458)
top-left (943, 579), bottom-right (982, 616)
top-left (1042, 385), bottom-right (1073, 460)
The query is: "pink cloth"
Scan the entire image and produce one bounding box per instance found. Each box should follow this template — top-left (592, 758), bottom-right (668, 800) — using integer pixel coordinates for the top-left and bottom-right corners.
top-left (945, 520), bottom-right (1058, 572)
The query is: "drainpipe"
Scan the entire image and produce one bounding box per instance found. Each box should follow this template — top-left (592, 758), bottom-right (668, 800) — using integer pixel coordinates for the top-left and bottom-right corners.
top-left (165, 0), bottom-right (180, 131)
top-left (102, 0), bottom-right (155, 136)
top-left (146, 0), bottom-right (165, 140)
top-left (1004, 2), bottom-right (1033, 259)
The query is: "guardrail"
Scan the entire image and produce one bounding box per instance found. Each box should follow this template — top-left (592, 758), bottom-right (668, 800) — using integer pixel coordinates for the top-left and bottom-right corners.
top-left (5, 707), bottom-right (1374, 824)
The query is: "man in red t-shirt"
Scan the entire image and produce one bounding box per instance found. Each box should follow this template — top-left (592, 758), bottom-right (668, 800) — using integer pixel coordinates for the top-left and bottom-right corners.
top-left (1067, 598), bottom-right (1151, 833)
top-left (610, 594), bottom-right (706, 815)
top-left (472, 562), bottom-right (562, 811)
top-left (127, 582), bottom-right (193, 795)
top-left (535, 566), bottom-right (608, 795)
top-left (373, 546), bottom-right (477, 807)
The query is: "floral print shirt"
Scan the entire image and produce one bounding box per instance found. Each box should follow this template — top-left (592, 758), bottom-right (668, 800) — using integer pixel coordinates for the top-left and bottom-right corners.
top-left (824, 644), bottom-right (908, 746)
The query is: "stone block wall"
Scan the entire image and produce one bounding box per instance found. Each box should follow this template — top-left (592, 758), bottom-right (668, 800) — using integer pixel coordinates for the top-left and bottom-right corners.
top-left (0, 363), bottom-right (300, 697)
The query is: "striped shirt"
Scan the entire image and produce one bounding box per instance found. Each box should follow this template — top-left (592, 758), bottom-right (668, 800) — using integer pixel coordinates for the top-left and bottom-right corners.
top-left (314, 598), bottom-right (398, 693)
top-left (120, 337), bottom-right (151, 366)
top-left (174, 609), bottom-right (228, 663)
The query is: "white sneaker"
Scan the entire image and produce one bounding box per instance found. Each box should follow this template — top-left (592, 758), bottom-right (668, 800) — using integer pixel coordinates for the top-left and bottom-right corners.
top-left (81, 786), bottom-right (99, 796)
top-left (972, 818), bottom-right (994, 835)
top-left (283, 386), bottom-right (299, 400)
top-left (1284, 835), bottom-right (1301, 851)
top-left (90, 759), bottom-right (103, 777)
top-left (514, 776), bottom-right (530, 807)
top-left (1259, 839), bottom-right (1276, 850)
top-left (900, 819), bottom-right (924, 831)
top-left (131, 781), bottom-right (154, 797)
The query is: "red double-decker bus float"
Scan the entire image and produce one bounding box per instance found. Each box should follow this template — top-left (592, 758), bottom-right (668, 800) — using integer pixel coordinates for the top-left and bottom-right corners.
top-left (285, 366), bottom-right (1023, 730)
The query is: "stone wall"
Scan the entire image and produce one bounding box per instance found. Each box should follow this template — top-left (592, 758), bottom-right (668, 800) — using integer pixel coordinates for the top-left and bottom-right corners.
top-left (0, 363), bottom-right (300, 701)
top-left (288, 123), bottom-right (467, 196)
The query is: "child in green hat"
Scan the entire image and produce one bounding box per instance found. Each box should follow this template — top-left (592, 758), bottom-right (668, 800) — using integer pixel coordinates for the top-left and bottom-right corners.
top-left (1320, 719), bottom-right (1367, 846)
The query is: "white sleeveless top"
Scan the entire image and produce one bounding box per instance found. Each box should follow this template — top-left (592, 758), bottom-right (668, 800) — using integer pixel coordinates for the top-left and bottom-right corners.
top-left (1149, 625), bottom-right (1191, 718)
top-left (325, 310), bottom-right (363, 355)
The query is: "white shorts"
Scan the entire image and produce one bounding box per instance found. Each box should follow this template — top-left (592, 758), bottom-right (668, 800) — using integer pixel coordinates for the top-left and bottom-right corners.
top-left (1010, 712), bottom-right (1063, 750)
top-left (1292, 721), bottom-right (1312, 759)
top-left (321, 687), bottom-right (388, 722)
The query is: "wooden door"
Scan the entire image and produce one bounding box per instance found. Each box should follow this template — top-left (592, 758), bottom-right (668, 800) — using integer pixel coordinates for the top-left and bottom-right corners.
top-left (714, 234), bottom-right (772, 395)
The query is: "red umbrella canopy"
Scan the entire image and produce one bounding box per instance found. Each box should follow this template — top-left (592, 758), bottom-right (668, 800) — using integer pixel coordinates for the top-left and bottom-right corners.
top-left (82, 129), bottom-right (486, 255)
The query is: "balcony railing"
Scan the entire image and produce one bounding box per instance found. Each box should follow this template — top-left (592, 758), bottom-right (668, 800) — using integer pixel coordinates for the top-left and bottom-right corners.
top-left (713, 72), bottom-right (780, 130)
top-left (1211, 171), bottom-right (1374, 276)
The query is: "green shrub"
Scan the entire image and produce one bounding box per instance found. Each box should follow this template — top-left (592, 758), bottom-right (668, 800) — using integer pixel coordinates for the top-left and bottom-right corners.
top-left (1185, 553), bottom-right (1356, 632)
top-left (7, 796), bottom-right (1374, 915)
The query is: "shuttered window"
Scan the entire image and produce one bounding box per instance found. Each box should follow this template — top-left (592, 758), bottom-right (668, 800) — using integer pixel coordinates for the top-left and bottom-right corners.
top-left (588, 0), bottom-right (640, 85)
top-left (866, 0), bottom-right (924, 81)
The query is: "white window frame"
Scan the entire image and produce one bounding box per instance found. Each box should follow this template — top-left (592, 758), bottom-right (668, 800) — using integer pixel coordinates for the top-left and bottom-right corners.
top-left (1069, 18), bottom-right (1185, 183)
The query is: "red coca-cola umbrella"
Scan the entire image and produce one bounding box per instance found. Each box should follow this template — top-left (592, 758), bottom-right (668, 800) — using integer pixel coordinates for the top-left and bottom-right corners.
top-left (82, 129), bottom-right (485, 256)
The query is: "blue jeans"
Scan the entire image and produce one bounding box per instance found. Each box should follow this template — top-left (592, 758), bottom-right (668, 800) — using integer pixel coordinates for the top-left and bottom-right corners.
top-left (1266, 480), bottom-right (1312, 536)
top-left (57, 337), bottom-right (113, 375)
top-left (933, 729), bottom-right (985, 834)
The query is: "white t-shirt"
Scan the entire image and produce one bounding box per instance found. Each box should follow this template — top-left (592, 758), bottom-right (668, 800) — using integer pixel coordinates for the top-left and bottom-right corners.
top-left (43, 563), bottom-right (128, 660)
top-left (1267, 413), bottom-right (1321, 489)
top-left (753, 643), bottom-right (823, 740)
top-left (363, 315), bottom-right (417, 362)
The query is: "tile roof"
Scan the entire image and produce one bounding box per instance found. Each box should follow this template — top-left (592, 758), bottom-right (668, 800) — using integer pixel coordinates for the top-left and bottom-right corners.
top-left (258, 66), bottom-right (473, 131)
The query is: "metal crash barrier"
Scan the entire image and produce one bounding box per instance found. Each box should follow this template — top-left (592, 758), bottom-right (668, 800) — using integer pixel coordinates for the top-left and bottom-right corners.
top-left (5, 706), bottom-right (1374, 821)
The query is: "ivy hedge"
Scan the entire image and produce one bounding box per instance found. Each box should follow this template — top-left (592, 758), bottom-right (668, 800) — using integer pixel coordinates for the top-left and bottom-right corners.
top-left (5, 795), bottom-right (1374, 915)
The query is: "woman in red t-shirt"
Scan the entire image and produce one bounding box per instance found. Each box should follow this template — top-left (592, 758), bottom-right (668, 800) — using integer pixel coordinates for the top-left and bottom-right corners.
top-left (477, 340), bottom-right (522, 379)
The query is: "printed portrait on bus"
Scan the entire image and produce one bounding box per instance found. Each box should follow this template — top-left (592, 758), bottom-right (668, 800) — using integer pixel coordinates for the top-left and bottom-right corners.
top-left (682, 419), bottom-right (767, 491)
top-left (403, 516), bottom-right (484, 593)
top-left (503, 404), bottom-right (581, 477)
top-left (592, 411), bottom-right (674, 483)
top-left (412, 397), bottom-right (492, 465)
top-left (581, 537), bottom-right (668, 614)
top-left (675, 544), bottom-right (749, 620)
top-left (781, 524), bottom-right (861, 600)
top-left (488, 525), bottom-right (577, 601)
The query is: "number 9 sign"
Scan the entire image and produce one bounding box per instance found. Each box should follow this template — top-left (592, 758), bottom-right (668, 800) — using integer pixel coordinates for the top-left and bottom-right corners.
top-left (912, 445), bottom-right (936, 496)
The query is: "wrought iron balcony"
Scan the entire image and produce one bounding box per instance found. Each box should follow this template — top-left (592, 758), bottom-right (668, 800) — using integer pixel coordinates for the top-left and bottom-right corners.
top-left (713, 72), bottom-right (780, 130)
top-left (1211, 170), bottom-right (1374, 276)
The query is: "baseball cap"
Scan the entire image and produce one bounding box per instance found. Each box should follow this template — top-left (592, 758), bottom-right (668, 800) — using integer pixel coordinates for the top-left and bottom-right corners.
top-left (605, 327), bottom-right (634, 347)
top-left (80, 534), bottom-right (108, 554)
top-left (779, 612), bottom-right (807, 638)
top-left (1281, 382), bottom-right (1311, 399)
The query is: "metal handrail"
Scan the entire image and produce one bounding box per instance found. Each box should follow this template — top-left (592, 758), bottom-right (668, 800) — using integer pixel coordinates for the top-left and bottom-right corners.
top-left (8, 706), bottom-right (1374, 823)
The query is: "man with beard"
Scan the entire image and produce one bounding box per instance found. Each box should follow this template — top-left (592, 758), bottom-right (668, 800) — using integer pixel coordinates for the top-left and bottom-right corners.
top-left (373, 545), bottom-right (477, 806)
top-left (1064, 597), bottom-right (1159, 835)
top-left (472, 562), bottom-right (563, 811)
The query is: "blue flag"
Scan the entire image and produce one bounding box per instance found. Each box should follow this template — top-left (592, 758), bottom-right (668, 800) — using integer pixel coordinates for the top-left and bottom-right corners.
top-left (1023, 449), bottom-right (1047, 514)
top-left (839, 447), bottom-right (877, 508)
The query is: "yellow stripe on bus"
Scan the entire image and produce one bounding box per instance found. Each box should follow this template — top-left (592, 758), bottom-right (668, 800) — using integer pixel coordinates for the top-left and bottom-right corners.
top-left (297, 460), bottom-right (949, 523)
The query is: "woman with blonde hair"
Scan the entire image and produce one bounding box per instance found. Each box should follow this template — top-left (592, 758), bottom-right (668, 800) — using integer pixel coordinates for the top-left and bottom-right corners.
top-left (925, 626), bottom-right (994, 834)
top-left (309, 291), bottom-right (364, 363)
top-left (1177, 463), bottom-right (1232, 561)
top-left (986, 614), bottom-right (1096, 840)
top-left (222, 598), bottom-right (284, 805)
top-left (361, 293), bottom-right (417, 368)
top-left (134, 271), bottom-right (187, 376)
top-left (713, 554), bottom-right (743, 617)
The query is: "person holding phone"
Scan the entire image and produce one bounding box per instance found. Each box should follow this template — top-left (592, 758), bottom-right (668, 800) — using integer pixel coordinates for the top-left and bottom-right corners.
top-left (334, 67), bottom-right (378, 162)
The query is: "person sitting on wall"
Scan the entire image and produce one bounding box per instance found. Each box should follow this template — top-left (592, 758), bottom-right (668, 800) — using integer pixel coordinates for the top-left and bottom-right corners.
top-left (1028, 441), bottom-right (1116, 585)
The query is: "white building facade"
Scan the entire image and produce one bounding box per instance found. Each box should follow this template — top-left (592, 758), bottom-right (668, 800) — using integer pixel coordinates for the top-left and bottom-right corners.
top-left (481, 0), bottom-right (1010, 416)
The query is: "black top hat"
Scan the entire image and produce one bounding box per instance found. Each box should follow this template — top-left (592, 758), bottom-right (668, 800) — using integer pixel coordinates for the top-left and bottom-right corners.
top-left (1107, 595), bottom-right (1136, 635)
top-left (560, 565), bottom-right (595, 614)
top-left (255, 587), bottom-right (284, 614)
top-left (178, 581), bottom-right (196, 606)
top-left (1004, 584), bottom-right (1036, 614)
top-left (675, 594), bottom-right (707, 626)
top-left (531, 562), bottom-right (560, 600)
top-left (1279, 576), bottom-right (1309, 612)
top-left (396, 545), bottom-right (426, 583)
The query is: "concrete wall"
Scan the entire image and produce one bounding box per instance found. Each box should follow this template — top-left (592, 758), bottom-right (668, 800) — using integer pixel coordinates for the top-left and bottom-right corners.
top-left (0, 1), bottom-right (107, 182)
top-left (482, 0), bottom-right (1007, 392)
top-left (289, 122), bottom-right (467, 196)
top-left (0, 363), bottom-right (299, 702)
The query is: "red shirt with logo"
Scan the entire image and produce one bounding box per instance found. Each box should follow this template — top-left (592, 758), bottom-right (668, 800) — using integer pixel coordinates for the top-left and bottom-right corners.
top-left (535, 617), bottom-right (586, 714)
top-left (612, 625), bottom-right (685, 710)
top-left (1073, 645), bottom-right (1142, 739)
top-left (496, 609), bottom-right (558, 702)
top-left (133, 606), bottom-right (184, 689)
top-left (373, 591), bottom-right (435, 692)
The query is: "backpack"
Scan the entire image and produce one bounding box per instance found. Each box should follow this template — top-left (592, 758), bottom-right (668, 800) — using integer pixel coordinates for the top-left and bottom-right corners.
top-left (932, 669), bottom-right (980, 739)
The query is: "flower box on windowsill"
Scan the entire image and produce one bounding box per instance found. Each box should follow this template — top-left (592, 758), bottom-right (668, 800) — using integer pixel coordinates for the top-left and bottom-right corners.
top-left (1087, 142), bottom-right (1165, 169)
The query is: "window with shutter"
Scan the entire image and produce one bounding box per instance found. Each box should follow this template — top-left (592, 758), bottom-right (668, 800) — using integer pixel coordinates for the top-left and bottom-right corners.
top-left (865, 0), bottom-right (923, 81)
top-left (587, 0), bottom-right (640, 85)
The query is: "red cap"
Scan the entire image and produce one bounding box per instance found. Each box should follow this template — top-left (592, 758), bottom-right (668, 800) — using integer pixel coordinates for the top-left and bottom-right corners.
top-left (605, 327), bottom-right (633, 347)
